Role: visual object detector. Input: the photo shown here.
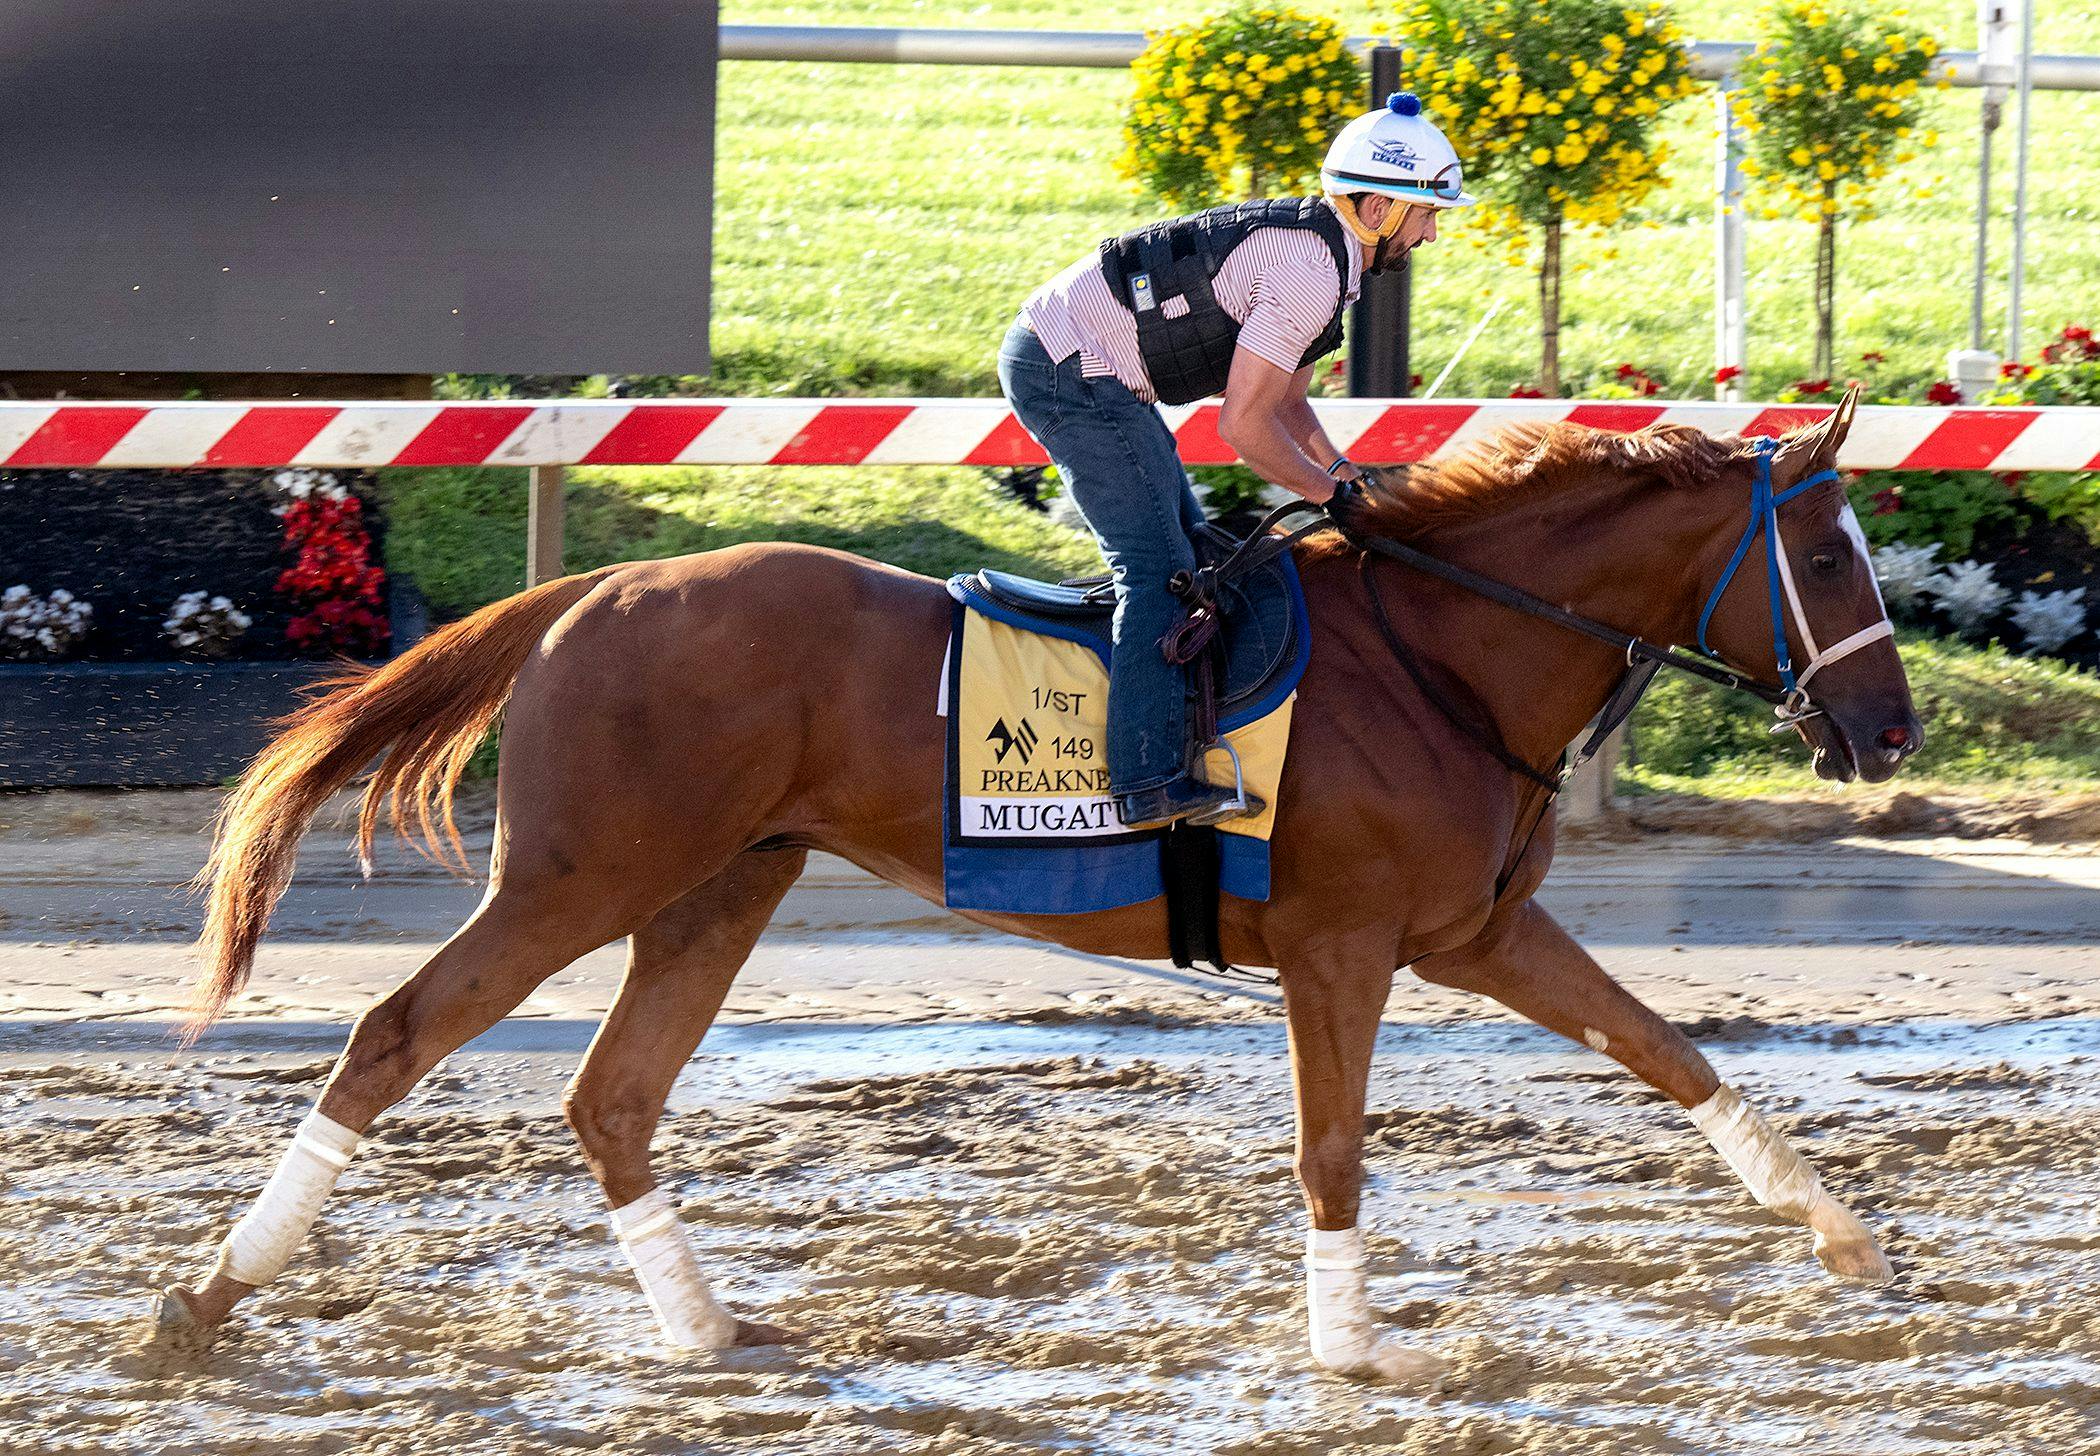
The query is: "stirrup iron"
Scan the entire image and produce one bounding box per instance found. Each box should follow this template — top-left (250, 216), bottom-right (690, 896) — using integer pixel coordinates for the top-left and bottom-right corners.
top-left (1203, 736), bottom-right (1253, 818)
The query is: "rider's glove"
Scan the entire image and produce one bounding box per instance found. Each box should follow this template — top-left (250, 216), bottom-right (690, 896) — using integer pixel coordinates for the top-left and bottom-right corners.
top-left (1325, 475), bottom-right (1375, 546)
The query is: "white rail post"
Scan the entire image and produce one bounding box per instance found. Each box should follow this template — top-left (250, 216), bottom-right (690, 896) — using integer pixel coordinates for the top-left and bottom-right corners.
top-left (1714, 78), bottom-right (1748, 402)
top-left (527, 465), bottom-right (566, 587)
top-left (2005, 0), bottom-right (2036, 362)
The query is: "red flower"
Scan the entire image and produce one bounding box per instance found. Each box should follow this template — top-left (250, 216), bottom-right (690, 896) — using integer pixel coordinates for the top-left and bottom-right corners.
top-left (2043, 324), bottom-right (2099, 363)
top-left (1790, 378), bottom-right (1834, 397)
top-left (1409, 373), bottom-right (1424, 390)
top-left (1615, 363), bottom-right (1639, 379)
top-left (2000, 361), bottom-right (2035, 380)
top-left (1508, 383), bottom-right (1546, 398)
top-left (1713, 365), bottom-right (1743, 385)
top-left (275, 480), bottom-right (389, 656)
top-left (1860, 351), bottom-right (1885, 364)
top-left (1925, 379), bottom-right (1962, 405)
top-left (1870, 486), bottom-right (1901, 516)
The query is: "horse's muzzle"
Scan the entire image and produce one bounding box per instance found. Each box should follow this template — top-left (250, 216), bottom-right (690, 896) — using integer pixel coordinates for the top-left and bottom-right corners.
top-left (1804, 709), bottom-right (1923, 784)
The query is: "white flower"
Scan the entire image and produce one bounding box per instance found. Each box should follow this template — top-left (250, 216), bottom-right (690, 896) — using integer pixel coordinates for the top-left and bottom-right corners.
top-left (0, 584), bottom-right (93, 659)
top-left (1926, 559), bottom-right (2011, 633)
top-left (271, 467), bottom-right (348, 504)
top-left (2010, 587), bottom-right (2088, 654)
top-left (161, 590), bottom-right (252, 657)
top-left (1869, 541), bottom-right (1944, 613)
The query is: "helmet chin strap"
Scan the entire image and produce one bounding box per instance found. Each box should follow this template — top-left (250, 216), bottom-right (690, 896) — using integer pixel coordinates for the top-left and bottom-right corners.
top-left (1329, 192), bottom-right (1413, 247)
top-left (1328, 194), bottom-right (1420, 275)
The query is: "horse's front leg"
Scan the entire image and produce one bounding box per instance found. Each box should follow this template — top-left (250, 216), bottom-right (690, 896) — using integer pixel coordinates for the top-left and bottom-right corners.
top-left (1415, 899), bottom-right (1891, 1284)
top-left (1279, 947), bottom-right (1449, 1384)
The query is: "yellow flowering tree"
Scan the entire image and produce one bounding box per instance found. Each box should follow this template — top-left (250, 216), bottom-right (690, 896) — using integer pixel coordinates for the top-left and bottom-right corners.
top-left (1738, 1), bottom-right (1943, 378)
top-left (1393, 0), bottom-right (1700, 394)
top-left (1121, 7), bottom-right (1363, 208)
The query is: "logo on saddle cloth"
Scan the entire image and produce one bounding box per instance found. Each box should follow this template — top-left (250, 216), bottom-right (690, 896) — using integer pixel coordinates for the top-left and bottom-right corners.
top-left (985, 717), bottom-right (1040, 766)
top-left (945, 611), bottom-right (1292, 848)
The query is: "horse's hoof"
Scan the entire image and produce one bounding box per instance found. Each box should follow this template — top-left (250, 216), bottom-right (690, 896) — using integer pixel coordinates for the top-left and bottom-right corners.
top-left (732, 1317), bottom-right (797, 1347)
top-left (1323, 1337), bottom-right (1448, 1385)
top-left (1814, 1232), bottom-right (1894, 1286)
top-left (141, 1288), bottom-right (217, 1361)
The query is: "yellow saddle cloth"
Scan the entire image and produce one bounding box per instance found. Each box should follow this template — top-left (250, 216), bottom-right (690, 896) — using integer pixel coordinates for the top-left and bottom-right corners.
top-left (939, 559), bottom-right (1307, 914)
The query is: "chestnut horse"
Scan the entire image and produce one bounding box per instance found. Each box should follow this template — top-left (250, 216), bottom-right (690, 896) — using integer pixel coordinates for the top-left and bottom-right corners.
top-left (159, 401), bottom-right (1920, 1381)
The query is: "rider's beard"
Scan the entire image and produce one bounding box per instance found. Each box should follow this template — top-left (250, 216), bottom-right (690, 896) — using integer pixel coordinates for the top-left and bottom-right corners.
top-left (1368, 233), bottom-right (1414, 276)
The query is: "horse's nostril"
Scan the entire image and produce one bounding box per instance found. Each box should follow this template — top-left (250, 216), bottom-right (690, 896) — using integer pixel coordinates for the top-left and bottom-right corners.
top-left (1879, 726), bottom-right (1913, 753)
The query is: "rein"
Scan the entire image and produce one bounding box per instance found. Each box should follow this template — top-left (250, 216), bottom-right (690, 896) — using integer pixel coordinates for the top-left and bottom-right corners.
top-left (1209, 433), bottom-right (1882, 798)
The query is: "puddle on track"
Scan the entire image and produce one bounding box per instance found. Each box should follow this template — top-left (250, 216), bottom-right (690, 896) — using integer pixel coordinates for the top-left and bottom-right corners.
top-left (3, 1012), bottom-right (2098, 1454)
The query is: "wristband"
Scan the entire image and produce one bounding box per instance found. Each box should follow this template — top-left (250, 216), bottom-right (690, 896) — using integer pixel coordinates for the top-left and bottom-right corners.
top-left (1324, 457), bottom-right (1355, 479)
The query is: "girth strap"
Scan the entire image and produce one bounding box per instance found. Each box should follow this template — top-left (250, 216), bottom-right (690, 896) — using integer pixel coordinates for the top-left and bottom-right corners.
top-left (1572, 657), bottom-right (1662, 773)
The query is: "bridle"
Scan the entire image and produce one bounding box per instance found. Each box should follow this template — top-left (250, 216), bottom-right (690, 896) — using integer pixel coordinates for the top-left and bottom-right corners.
top-left (1695, 436), bottom-right (1893, 730)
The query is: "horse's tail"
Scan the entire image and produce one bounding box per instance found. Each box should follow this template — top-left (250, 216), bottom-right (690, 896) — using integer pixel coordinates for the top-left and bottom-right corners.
top-left (185, 568), bottom-right (614, 1042)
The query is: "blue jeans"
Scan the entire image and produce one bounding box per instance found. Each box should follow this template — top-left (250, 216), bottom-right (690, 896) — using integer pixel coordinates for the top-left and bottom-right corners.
top-left (997, 323), bottom-right (1204, 796)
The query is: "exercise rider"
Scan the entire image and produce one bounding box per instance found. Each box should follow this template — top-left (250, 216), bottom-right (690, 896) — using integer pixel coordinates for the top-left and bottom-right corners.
top-left (998, 93), bottom-right (1476, 831)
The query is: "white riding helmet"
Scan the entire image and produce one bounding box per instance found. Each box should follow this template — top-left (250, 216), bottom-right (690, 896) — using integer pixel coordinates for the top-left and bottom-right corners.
top-left (1321, 92), bottom-right (1476, 243)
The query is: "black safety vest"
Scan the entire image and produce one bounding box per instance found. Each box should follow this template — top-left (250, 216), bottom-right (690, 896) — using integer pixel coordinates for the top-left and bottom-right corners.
top-left (1096, 197), bottom-right (1354, 406)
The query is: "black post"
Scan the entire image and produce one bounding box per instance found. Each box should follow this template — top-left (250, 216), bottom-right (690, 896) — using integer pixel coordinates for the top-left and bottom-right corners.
top-left (1348, 45), bottom-right (1412, 397)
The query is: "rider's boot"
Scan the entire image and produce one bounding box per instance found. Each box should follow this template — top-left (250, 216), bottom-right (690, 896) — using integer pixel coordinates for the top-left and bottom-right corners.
top-left (1115, 776), bottom-right (1266, 831)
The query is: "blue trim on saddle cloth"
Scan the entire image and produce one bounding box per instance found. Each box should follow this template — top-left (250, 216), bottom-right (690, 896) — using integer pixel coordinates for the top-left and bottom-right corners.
top-left (939, 557), bottom-right (1308, 915)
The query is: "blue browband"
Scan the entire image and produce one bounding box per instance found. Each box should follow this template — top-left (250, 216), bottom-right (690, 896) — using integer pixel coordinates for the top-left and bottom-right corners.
top-left (1695, 436), bottom-right (1841, 697)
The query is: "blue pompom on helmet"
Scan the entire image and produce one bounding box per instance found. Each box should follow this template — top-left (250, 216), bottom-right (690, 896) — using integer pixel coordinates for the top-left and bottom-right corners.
top-left (1321, 91), bottom-right (1477, 230)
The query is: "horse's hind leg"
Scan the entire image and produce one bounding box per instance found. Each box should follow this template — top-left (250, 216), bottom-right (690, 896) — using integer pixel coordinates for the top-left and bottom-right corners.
top-left (563, 847), bottom-right (807, 1352)
top-left (161, 878), bottom-right (659, 1336)
top-left (1414, 899), bottom-right (1891, 1284)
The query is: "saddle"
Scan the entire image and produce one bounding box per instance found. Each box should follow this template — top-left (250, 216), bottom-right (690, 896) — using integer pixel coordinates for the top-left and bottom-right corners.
top-left (945, 522), bottom-right (1309, 979)
top-left (956, 523), bottom-right (1303, 737)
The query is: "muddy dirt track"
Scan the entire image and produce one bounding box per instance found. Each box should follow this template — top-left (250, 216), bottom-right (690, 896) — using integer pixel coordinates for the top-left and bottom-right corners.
top-left (2, 792), bottom-right (2098, 1455)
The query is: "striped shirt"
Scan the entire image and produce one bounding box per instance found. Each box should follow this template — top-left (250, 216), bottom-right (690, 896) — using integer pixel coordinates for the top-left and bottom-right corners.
top-left (1021, 199), bottom-right (1364, 403)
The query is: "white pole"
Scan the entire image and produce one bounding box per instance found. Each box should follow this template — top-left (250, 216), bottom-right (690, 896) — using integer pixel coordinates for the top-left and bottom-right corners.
top-left (2006, 0), bottom-right (2036, 361)
top-left (1714, 80), bottom-right (1748, 401)
top-left (1970, 0), bottom-right (2014, 351)
top-left (1421, 298), bottom-right (1506, 400)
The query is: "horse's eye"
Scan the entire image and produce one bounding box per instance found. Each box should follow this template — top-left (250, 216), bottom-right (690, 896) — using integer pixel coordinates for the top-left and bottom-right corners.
top-left (1811, 551), bottom-right (1839, 573)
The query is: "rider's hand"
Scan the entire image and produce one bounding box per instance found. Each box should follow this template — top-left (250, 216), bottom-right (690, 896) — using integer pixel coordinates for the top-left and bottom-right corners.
top-left (1325, 475), bottom-right (1375, 545)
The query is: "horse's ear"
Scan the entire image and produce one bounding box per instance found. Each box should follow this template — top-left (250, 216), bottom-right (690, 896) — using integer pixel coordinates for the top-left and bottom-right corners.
top-left (1776, 383), bottom-right (1861, 481)
top-left (1826, 383), bottom-right (1862, 455)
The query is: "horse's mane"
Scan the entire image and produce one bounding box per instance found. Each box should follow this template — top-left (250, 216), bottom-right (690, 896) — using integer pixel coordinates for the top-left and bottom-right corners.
top-left (1337, 420), bottom-right (1751, 546)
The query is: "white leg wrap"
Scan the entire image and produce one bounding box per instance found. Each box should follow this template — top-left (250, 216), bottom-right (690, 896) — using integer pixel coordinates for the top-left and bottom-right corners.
top-left (610, 1189), bottom-right (737, 1351)
top-left (210, 1110), bottom-right (360, 1287)
top-left (1304, 1226), bottom-right (1445, 1383)
top-left (1689, 1083), bottom-right (1889, 1283)
top-left (1689, 1084), bottom-right (1833, 1224)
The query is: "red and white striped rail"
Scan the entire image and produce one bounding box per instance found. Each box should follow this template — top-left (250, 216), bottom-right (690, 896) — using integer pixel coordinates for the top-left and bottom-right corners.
top-left (0, 399), bottom-right (2093, 471)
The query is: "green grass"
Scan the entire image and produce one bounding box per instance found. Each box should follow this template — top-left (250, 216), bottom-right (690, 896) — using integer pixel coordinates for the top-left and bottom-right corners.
top-left (695, 0), bottom-right (2100, 399)
top-left (378, 465), bottom-right (1102, 618)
